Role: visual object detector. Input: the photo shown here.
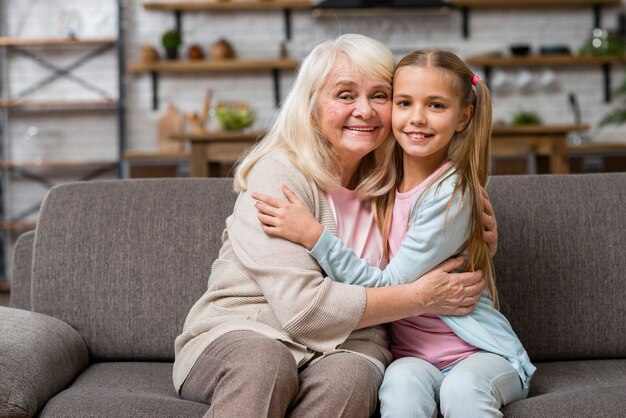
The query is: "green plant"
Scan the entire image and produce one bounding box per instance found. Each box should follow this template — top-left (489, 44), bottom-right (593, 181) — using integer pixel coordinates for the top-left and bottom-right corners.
top-left (161, 30), bottom-right (182, 49)
top-left (579, 31), bottom-right (626, 56)
top-left (511, 110), bottom-right (543, 125)
top-left (599, 73), bottom-right (626, 127)
top-left (215, 105), bottom-right (254, 131)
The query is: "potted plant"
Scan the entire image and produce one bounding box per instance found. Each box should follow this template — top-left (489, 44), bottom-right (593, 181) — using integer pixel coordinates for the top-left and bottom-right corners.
top-left (161, 29), bottom-right (182, 60)
top-left (599, 74), bottom-right (626, 128)
top-left (511, 109), bottom-right (543, 125)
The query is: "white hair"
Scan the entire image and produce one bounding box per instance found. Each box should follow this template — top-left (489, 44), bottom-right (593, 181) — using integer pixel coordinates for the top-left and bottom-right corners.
top-left (233, 34), bottom-right (395, 194)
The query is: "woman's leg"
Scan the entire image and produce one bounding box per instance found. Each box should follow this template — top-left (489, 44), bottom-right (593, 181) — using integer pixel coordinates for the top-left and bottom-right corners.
top-left (439, 352), bottom-right (528, 418)
top-left (180, 330), bottom-right (299, 418)
top-left (379, 357), bottom-right (443, 418)
top-left (287, 352), bottom-right (382, 418)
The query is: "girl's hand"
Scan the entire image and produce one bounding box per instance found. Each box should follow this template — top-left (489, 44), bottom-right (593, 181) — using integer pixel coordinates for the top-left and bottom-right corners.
top-left (252, 185), bottom-right (324, 250)
top-left (481, 187), bottom-right (498, 258)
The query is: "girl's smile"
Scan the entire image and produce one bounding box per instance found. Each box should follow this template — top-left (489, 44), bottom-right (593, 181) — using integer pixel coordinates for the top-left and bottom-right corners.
top-left (392, 66), bottom-right (471, 165)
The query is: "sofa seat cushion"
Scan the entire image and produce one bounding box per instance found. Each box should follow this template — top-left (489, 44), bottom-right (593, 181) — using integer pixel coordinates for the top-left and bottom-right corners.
top-left (502, 359), bottom-right (626, 417)
top-left (38, 362), bottom-right (208, 418)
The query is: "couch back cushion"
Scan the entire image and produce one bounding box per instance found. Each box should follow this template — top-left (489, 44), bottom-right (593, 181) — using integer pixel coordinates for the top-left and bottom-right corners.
top-left (31, 178), bottom-right (237, 361)
top-left (488, 173), bottom-right (626, 362)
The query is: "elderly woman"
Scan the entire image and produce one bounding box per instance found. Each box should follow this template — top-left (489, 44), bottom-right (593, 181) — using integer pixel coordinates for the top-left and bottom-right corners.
top-left (173, 34), bottom-right (490, 418)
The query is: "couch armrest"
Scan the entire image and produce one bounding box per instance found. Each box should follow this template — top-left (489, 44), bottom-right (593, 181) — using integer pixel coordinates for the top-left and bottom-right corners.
top-left (0, 306), bottom-right (89, 418)
top-left (11, 230), bottom-right (35, 310)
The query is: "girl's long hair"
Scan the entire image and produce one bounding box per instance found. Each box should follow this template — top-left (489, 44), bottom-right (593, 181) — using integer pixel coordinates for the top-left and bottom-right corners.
top-left (233, 34), bottom-right (396, 196)
top-left (373, 49), bottom-right (498, 308)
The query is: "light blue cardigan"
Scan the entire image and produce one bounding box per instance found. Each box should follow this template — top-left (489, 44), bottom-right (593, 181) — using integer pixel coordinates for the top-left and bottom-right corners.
top-left (310, 169), bottom-right (536, 388)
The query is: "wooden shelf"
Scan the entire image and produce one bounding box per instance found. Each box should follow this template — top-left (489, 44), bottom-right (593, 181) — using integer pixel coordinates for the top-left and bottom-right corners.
top-left (568, 143), bottom-right (626, 153)
top-left (143, 1), bottom-right (311, 11)
top-left (170, 129), bottom-right (265, 142)
top-left (129, 58), bottom-right (299, 74)
top-left (129, 59), bottom-right (299, 109)
top-left (0, 37), bottom-right (116, 47)
top-left (466, 54), bottom-right (624, 67)
top-left (451, 0), bottom-right (619, 7)
top-left (0, 220), bottom-right (36, 231)
top-left (451, 0), bottom-right (618, 38)
top-left (0, 99), bottom-right (118, 111)
top-left (123, 150), bottom-right (189, 161)
top-left (2, 160), bottom-right (118, 170)
top-left (492, 124), bottom-right (589, 135)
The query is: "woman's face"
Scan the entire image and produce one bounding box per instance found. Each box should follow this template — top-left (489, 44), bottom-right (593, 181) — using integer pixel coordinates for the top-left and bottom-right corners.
top-left (316, 53), bottom-right (392, 178)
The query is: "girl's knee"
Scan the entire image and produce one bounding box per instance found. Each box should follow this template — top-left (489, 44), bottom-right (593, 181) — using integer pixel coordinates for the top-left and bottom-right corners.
top-left (440, 368), bottom-right (486, 400)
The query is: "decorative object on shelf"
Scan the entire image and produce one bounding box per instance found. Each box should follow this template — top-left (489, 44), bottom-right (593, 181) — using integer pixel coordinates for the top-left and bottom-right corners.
top-left (279, 40), bottom-right (289, 59)
top-left (579, 28), bottom-right (626, 56)
top-left (511, 109), bottom-right (543, 126)
top-left (56, 9), bottom-right (84, 38)
top-left (514, 69), bottom-right (534, 93)
top-left (140, 45), bottom-right (160, 62)
top-left (158, 104), bottom-right (185, 152)
top-left (510, 44), bottom-right (531, 56)
top-left (187, 44), bottom-right (205, 60)
top-left (215, 102), bottom-right (254, 131)
top-left (184, 90), bottom-right (213, 133)
top-left (539, 68), bottom-right (558, 91)
top-left (161, 29), bottom-right (182, 60)
top-left (211, 39), bottom-right (235, 59)
top-left (539, 45), bottom-right (571, 55)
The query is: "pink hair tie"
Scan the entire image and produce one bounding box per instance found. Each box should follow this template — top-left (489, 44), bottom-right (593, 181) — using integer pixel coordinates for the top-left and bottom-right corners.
top-left (471, 74), bottom-right (480, 86)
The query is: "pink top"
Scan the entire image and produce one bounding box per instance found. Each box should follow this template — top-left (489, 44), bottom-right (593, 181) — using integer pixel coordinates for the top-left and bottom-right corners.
top-left (326, 187), bottom-right (382, 269)
top-left (388, 162), bottom-right (480, 369)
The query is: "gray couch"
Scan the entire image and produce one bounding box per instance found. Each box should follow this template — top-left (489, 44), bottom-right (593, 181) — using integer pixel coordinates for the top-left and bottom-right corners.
top-left (1, 173), bottom-right (625, 418)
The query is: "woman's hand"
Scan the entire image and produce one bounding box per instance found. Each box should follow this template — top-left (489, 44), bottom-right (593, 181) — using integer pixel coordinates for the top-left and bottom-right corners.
top-left (412, 256), bottom-right (484, 316)
top-left (357, 257), bottom-right (483, 328)
top-left (252, 184), bottom-right (324, 250)
top-left (481, 187), bottom-right (498, 258)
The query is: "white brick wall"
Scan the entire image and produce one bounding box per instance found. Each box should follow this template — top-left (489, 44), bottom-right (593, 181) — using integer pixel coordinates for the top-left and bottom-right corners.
top-left (2, 0), bottom-right (626, 222)
top-left (126, 1), bottom-right (626, 150)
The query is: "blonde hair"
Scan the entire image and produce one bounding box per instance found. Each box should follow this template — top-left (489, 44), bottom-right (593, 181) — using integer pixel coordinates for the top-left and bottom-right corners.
top-left (233, 34), bottom-right (396, 195)
top-left (374, 49), bottom-right (498, 308)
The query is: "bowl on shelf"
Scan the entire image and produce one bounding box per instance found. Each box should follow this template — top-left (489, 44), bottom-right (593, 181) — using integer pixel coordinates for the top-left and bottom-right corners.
top-left (510, 44), bottom-right (531, 56)
top-left (215, 102), bottom-right (255, 131)
top-left (539, 45), bottom-right (571, 55)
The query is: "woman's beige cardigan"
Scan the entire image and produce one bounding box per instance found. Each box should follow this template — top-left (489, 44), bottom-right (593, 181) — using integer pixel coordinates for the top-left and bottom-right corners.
top-left (173, 149), bottom-right (392, 392)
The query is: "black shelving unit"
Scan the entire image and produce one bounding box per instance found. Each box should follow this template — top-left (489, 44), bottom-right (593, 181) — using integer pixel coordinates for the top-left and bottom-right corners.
top-left (0, 0), bottom-right (126, 284)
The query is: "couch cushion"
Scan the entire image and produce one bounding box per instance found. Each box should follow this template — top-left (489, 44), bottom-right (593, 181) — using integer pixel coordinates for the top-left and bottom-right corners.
top-left (502, 359), bottom-right (626, 418)
top-left (31, 178), bottom-right (237, 361)
top-left (10, 230), bottom-right (35, 310)
top-left (487, 173), bottom-right (626, 361)
top-left (0, 306), bottom-right (89, 418)
top-left (38, 362), bottom-right (208, 418)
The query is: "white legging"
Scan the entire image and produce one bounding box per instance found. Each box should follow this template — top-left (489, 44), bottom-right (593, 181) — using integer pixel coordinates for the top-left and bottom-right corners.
top-left (379, 352), bottom-right (529, 418)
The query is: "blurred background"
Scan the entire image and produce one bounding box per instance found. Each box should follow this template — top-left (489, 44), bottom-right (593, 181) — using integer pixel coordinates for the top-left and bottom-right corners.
top-left (0, 0), bottom-right (625, 291)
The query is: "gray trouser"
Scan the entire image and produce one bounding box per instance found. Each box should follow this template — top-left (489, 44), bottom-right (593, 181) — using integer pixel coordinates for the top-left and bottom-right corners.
top-left (180, 330), bottom-right (382, 418)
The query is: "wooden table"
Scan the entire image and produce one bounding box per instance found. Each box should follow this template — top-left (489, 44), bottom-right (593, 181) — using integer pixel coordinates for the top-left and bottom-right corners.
top-left (491, 124), bottom-right (589, 174)
top-left (171, 130), bottom-right (264, 177)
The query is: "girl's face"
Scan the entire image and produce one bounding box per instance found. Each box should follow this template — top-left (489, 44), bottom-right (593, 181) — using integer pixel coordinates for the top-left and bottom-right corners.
top-left (316, 53), bottom-right (393, 179)
top-left (392, 65), bottom-right (472, 164)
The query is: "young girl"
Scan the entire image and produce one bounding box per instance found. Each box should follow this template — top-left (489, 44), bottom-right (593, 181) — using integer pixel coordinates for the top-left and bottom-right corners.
top-left (252, 49), bottom-right (535, 417)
